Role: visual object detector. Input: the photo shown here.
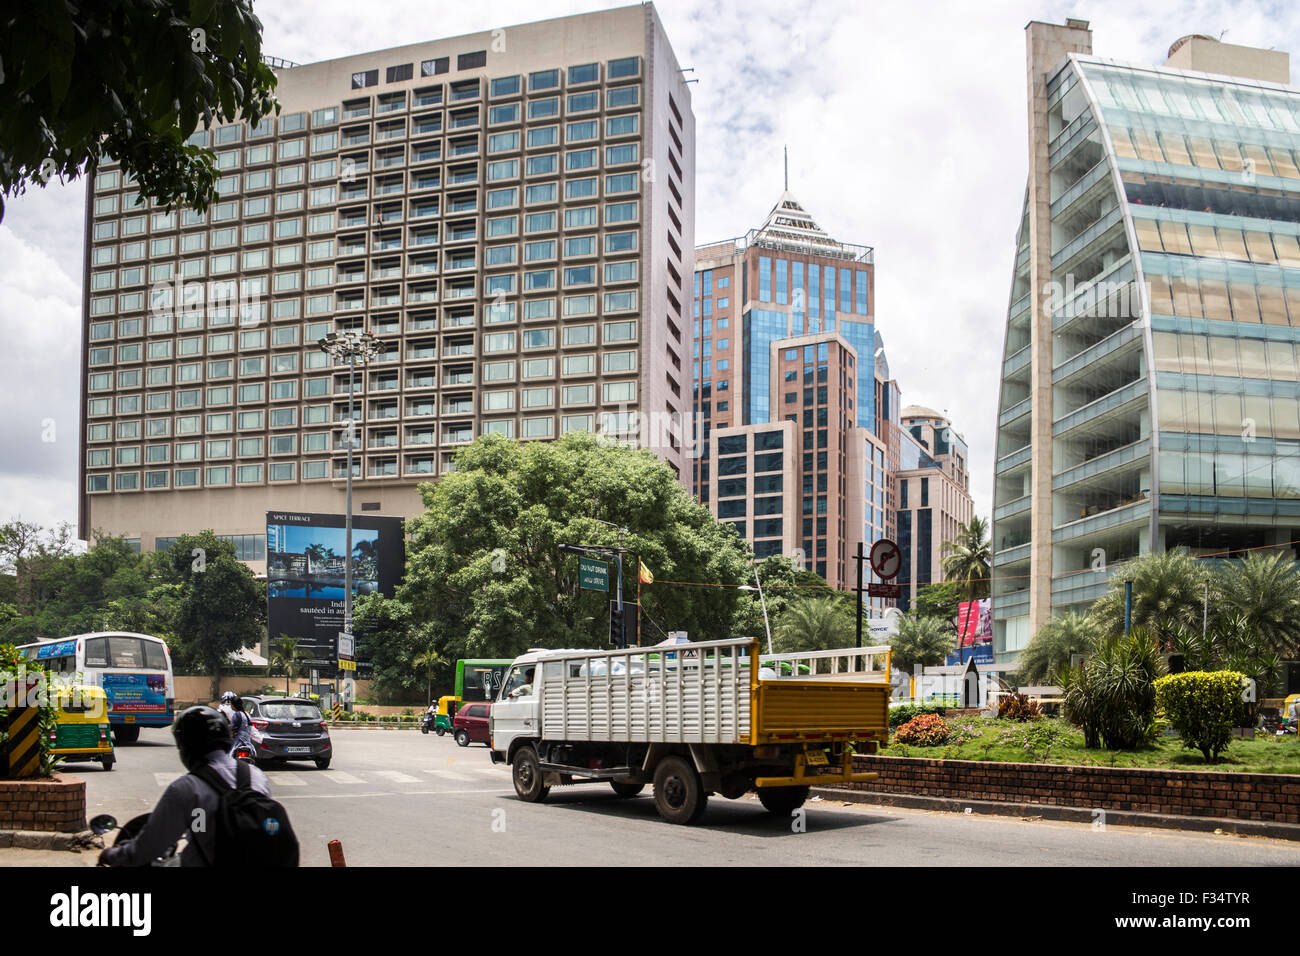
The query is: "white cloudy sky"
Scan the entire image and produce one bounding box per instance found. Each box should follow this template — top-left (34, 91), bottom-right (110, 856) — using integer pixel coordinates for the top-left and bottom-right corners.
top-left (3, 0), bottom-right (1297, 537)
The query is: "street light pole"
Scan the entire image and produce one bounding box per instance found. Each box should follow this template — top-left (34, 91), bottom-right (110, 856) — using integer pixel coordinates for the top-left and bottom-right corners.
top-left (318, 329), bottom-right (380, 698)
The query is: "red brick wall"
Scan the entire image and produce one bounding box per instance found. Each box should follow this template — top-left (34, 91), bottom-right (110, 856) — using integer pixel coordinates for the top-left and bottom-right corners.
top-left (845, 755), bottom-right (1300, 824)
top-left (0, 774), bottom-right (87, 832)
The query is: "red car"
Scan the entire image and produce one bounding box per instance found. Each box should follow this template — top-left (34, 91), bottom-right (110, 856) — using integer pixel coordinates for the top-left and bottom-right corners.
top-left (453, 702), bottom-right (491, 747)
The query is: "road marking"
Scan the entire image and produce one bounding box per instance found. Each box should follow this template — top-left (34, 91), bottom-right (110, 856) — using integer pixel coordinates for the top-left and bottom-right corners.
top-left (277, 788), bottom-right (506, 801)
top-left (273, 774), bottom-right (308, 787)
top-left (373, 770), bottom-right (421, 784)
top-left (153, 772), bottom-right (176, 788)
top-left (319, 770), bottom-right (365, 784)
top-left (474, 766), bottom-right (505, 775)
top-left (423, 769), bottom-right (476, 782)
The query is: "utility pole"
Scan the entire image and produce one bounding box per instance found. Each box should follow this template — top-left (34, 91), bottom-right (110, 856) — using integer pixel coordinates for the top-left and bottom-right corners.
top-left (318, 329), bottom-right (380, 699)
top-left (851, 541), bottom-right (867, 649)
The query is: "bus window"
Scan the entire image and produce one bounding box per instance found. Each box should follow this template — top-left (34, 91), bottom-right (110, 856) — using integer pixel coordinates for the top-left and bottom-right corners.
top-left (84, 638), bottom-right (109, 668)
top-left (144, 641), bottom-right (168, 670)
top-left (108, 636), bottom-right (144, 668)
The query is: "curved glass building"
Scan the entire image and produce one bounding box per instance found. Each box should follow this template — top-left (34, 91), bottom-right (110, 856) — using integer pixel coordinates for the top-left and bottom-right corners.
top-left (992, 22), bottom-right (1300, 658)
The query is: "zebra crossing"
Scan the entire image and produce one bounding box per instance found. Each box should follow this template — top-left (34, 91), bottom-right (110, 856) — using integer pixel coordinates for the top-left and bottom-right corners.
top-left (152, 764), bottom-right (509, 791)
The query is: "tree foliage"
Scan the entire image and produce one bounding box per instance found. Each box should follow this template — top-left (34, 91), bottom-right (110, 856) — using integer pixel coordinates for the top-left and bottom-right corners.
top-left (0, 0), bottom-right (279, 222)
top-left (772, 595), bottom-right (853, 653)
top-left (911, 580), bottom-right (963, 630)
top-left (1088, 551), bottom-right (1209, 644)
top-left (355, 434), bottom-right (756, 696)
top-left (1060, 628), bottom-right (1164, 750)
top-left (1213, 552), bottom-right (1300, 660)
top-left (1018, 611), bottom-right (1100, 686)
top-left (888, 613), bottom-right (955, 671)
top-left (940, 516), bottom-right (991, 601)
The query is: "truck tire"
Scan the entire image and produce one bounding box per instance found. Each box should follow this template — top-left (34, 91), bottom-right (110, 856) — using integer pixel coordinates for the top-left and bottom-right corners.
top-left (757, 786), bottom-right (810, 815)
top-left (113, 725), bottom-right (140, 745)
top-left (512, 746), bottom-right (550, 802)
top-left (610, 781), bottom-right (644, 798)
top-left (653, 756), bottom-right (707, 824)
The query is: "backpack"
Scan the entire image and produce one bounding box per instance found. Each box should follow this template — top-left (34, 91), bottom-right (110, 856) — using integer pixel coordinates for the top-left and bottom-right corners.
top-left (189, 759), bottom-right (300, 867)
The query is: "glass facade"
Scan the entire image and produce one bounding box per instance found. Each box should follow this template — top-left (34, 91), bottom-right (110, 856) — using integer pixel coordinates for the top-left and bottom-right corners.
top-left (992, 48), bottom-right (1300, 655)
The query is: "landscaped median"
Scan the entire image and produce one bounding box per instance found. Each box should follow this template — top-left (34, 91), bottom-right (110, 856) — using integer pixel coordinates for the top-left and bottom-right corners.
top-left (816, 713), bottom-right (1300, 835)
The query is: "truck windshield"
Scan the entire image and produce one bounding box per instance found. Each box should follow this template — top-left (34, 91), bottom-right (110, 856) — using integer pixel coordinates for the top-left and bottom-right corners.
top-left (501, 665), bottom-right (534, 699)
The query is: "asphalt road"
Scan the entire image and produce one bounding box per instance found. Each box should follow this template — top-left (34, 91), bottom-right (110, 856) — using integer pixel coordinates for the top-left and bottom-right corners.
top-left (55, 727), bottom-right (1300, 867)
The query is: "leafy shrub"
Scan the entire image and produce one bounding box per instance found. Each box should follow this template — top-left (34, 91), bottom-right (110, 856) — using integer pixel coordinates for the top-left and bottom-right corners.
top-left (889, 704), bottom-right (945, 728)
top-left (993, 718), bottom-right (1074, 760)
top-left (997, 693), bottom-right (1042, 722)
top-left (894, 713), bottom-right (951, 746)
top-left (1155, 671), bottom-right (1246, 761)
top-left (946, 717), bottom-right (987, 745)
top-left (1061, 630), bottom-right (1163, 750)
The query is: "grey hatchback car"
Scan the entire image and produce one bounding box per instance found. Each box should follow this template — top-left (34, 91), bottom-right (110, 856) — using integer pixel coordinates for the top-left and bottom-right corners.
top-left (241, 696), bottom-right (332, 769)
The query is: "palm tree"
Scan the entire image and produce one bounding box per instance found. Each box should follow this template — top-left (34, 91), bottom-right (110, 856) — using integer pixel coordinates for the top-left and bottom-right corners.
top-left (1087, 551), bottom-right (1209, 645)
top-left (940, 516), bottom-right (991, 602)
top-left (1213, 552), bottom-right (1300, 659)
top-left (772, 596), bottom-right (853, 653)
top-left (889, 612), bottom-right (956, 672)
top-left (270, 634), bottom-right (300, 695)
top-left (413, 646), bottom-right (446, 705)
top-left (1018, 611), bottom-right (1100, 685)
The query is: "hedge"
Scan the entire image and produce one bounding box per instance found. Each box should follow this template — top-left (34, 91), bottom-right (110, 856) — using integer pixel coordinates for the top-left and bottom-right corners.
top-left (1154, 670), bottom-right (1247, 761)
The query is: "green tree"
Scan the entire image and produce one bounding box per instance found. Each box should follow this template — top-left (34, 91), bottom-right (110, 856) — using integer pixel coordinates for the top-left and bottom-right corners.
top-left (160, 531), bottom-right (263, 700)
top-left (911, 580), bottom-right (963, 631)
top-left (888, 613), bottom-right (955, 671)
top-left (1088, 551), bottom-right (1209, 644)
top-left (1213, 552), bottom-right (1300, 659)
top-left (940, 516), bottom-right (991, 601)
top-left (270, 634), bottom-right (300, 695)
top-left (412, 645), bottom-right (447, 705)
top-left (0, 1), bottom-right (279, 222)
top-left (1018, 611), bottom-right (1100, 685)
top-left (772, 595), bottom-right (853, 653)
top-left (356, 433), bottom-right (754, 676)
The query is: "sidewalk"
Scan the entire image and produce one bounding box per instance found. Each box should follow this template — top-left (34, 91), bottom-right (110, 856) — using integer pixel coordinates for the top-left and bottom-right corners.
top-left (0, 847), bottom-right (98, 866)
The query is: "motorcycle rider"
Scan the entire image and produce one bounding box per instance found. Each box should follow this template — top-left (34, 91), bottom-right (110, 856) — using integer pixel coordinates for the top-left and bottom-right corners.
top-left (227, 694), bottom-right (254, 757)
top-left (99, 706), bottom-right (272, 867)
top-left (218, 690), bottom-right (237, 721)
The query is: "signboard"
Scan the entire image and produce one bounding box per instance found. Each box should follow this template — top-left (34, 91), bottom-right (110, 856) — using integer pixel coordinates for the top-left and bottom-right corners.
top-left (101, 673), bottom-right (168, 714)
top-left (35, 640), bottom-right (79, 660)
top-left (266, 510), bottom-right (406, 665)
top-left (340, 677), bottom-right (356, 703)
top-left (337, 658), bottom-right (356, 672)
top-left (338, 632), bottom-right (354, 658)
top-left (579, 557), bottom-right (609, 592)
top-left (867, 583), bottom-right (902, 599)
top-left (869, 539), bottom-right (901, 581)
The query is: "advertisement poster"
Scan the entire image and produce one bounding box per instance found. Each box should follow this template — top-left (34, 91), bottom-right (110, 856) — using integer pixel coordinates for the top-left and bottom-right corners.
top-left (266, 511), bottom-right (406, 666)
top-left (102, 672), bottom-right (168, 714)
top-left (949, 598), bottom-right (993, 664)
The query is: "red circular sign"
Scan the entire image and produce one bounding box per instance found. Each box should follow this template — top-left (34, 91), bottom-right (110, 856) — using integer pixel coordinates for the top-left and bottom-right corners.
top-left (869, 539), bottom-right (901, 580)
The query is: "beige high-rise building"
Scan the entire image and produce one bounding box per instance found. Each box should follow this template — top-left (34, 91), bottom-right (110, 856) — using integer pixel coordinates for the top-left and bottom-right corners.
top-left (78, 4), bottom-right (695, 572)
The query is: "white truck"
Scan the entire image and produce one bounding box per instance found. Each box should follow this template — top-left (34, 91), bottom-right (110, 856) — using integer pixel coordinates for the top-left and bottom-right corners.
top-left (488, 637), bottom-right (891, 824)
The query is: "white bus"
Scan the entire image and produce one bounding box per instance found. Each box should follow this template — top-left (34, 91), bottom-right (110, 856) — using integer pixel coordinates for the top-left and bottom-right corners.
top-left (18, 632), bottom-right (176, 743)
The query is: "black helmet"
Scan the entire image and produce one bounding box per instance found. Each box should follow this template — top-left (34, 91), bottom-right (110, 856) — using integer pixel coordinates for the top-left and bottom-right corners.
top-left (172, 705), bottom-right (232, 770)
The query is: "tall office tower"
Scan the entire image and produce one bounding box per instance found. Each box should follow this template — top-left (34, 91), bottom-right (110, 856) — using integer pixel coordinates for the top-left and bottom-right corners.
top-left (992, 20), bottom-right (1300, 661)
top-left (78, 4), bottom-right (695, 572)
top-left (895, 407), bottom-right (974, 611)
top-left (693, 192), bottom-right (899, 600)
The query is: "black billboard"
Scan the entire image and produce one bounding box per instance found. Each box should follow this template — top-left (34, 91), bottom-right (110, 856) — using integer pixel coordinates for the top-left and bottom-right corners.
top-left (266, 510), bottom-right (405, 666)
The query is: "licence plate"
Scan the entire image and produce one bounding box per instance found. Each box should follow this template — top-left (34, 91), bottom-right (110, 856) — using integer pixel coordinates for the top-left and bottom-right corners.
top-left (285, 747), bottom-right (312, 754)
top-left (804, 750), bottom-right (829, 766)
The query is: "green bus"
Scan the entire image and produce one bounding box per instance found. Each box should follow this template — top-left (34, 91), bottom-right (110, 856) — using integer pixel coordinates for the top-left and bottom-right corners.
top-left (456, 659), bottom-right (513, 704)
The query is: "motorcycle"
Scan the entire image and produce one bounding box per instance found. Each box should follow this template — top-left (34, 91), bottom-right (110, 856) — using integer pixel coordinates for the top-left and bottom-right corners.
top-left (419, 713), bottom-right (435, 735)
top-left (232, 742), bottom-right (256, 761)
top-left (91, 813), bottom-right (180, 867)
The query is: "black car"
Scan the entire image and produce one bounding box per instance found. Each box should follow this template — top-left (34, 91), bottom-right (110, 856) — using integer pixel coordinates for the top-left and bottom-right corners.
top-left (241, 696), bottom-right (332, 769)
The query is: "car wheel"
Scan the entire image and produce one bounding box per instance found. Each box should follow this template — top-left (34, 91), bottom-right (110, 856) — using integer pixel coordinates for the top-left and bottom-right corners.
top-left (454, 729), bottom-right (470, 747)
top-left (314, 757), bottom-right (331, 770)
top-left (511, 746), bottom-right (549, 802)
top-left (112, 725), bottom-right (140, 745)
top-left (610, 781), bottom-right (644, 798)
top-left (653, 756), bottom-right (707, 825)
top-left (757, 786), bottom-right (810, 815)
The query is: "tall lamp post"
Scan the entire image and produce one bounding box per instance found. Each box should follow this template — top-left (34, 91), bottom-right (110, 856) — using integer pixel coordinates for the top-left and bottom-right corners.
top-left (318, 329), bottom-right (380, 696)
top-left (739, 567), bottom-right (773, 655)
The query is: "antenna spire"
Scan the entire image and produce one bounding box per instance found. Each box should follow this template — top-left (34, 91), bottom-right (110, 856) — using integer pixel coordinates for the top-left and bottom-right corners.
top-left (784, 145), bottom-right (788, 190)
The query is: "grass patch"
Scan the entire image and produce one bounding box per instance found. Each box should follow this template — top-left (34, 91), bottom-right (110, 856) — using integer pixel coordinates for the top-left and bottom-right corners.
top-left (878, 716), bottom-right (1300, 773)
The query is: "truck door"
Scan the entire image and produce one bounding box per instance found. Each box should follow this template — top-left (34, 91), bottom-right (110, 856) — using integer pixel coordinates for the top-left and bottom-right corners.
top-left (490, 662), bottom-right (541, 754)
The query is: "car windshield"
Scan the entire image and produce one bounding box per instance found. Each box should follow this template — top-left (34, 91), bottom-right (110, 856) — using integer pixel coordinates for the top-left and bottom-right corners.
top-left (261, 702), bottom-right (321, 720)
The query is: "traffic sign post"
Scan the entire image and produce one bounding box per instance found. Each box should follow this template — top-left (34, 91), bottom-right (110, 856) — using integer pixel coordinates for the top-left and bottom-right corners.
top-left (578, 557), bottom-right (609, 592)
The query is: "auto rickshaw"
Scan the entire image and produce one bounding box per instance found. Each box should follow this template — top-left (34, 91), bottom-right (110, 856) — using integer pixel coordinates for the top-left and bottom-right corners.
top-left (433, 695), bottom-right (460, 736)
top-left (49, 684), bottom-right (115, 771)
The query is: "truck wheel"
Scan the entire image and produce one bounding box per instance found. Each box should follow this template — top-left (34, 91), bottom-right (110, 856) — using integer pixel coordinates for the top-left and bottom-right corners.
top-left (454, 729), bottom-right (470, 747)
top-left (758, 786), bottom-right (810, 815)
top-left (113, 725), bottom-right (140, 745)
top-left (653, 756), bottom-right (707, 824)
top-left (512, 746), bottom-right (549, 803)
top-left (610, 781), bottom-right (644, 798)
